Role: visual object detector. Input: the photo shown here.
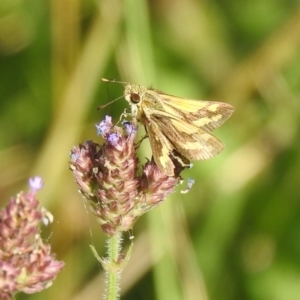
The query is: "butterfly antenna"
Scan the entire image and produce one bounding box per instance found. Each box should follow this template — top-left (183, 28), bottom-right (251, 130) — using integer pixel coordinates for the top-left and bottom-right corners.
top-left (97, 94), bottom-right (124, 110)
top-left (101, 78), bottom-right (129, 85)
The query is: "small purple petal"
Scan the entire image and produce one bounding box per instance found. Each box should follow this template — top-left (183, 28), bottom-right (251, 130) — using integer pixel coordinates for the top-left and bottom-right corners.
top-left (96, 115), bottom-right (113, 136)
top-left (123, 121), bottom-right (138, 136)
top-left (105, 115), bottom-right (112, 122)
top-left (181, 178), bottom-right (195, 194)
top-left (108, 133), bottom-right (120, 147)
top-left (41, 208), bottom-right (54, 226)
top-left (70, 151), bottom-right (79, 162)
top-left (187, 178), bottom-right (195, 187)
top-left (29, 177), bottom-right (44, 192)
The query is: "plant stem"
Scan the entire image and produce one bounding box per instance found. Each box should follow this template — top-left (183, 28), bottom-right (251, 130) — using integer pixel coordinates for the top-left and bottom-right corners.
top-left (106, 232), bottom-right (122, 300)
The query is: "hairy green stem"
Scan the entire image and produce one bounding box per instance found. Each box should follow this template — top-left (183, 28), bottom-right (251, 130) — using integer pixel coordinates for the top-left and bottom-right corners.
top-left (106, 232), bottom-right (122, 300)
top-left (91, 232), bottom-right (134, 300)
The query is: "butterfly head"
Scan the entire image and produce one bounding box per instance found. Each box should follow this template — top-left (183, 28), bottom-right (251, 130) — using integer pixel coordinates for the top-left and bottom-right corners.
top-left (124, 84), bottom-right (147, 117)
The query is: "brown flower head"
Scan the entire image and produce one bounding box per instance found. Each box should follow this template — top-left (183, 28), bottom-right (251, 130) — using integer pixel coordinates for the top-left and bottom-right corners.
top-left (0, 177), bottom-right (64, 299)
top-left (69, 116), bottom-right (190, 235)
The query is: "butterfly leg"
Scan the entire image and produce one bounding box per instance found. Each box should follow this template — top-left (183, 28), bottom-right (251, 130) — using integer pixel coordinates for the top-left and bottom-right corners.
top-left (115, 108), bottom-right (133, 126)
top-left (135, 131), bottom-right (149, 149)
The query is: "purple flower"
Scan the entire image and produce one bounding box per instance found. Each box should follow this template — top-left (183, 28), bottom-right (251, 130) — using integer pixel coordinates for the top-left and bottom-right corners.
top-left (96, 115), bottom-right (113, 136)
top-left (29, 176), bottom-right (44, 193)
top-left (123, 121), bottom-right (137, 135)
top-left (107, 133), bottom-right (120, 147)
top-left (181, 178), bottom-right (195, 194)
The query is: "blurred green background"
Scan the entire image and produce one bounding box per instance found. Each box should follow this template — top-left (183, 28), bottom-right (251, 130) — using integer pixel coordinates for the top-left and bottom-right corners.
top-left (1, 0), bottom-right (300, 299)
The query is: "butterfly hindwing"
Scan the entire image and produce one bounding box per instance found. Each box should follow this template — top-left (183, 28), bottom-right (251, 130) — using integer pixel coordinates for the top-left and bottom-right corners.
top-left (153, 115), bottom-right (224, 160)
top-left (144, 117), bottom-right (176, 175)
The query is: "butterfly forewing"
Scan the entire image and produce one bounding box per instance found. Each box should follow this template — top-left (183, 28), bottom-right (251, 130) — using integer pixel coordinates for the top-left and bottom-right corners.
top-left (157, 93), bottom-right (234, 132)
top-left (153, 116), bottom-right (224, 160)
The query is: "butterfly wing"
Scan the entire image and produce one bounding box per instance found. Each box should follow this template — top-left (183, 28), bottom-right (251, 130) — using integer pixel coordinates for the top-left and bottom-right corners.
top-left (144, 117), bottom-right (177, 176)
top-left (152, 90), bottom-right (234, 132)
top-left (153, 116), bottom-right (224, 160)
top-left (138, 89), bottom-right (233, 175)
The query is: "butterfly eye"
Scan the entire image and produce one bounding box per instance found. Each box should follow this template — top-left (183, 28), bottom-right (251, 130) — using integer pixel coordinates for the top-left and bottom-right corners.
top-left (130, 93), bottom-right (140, 103)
